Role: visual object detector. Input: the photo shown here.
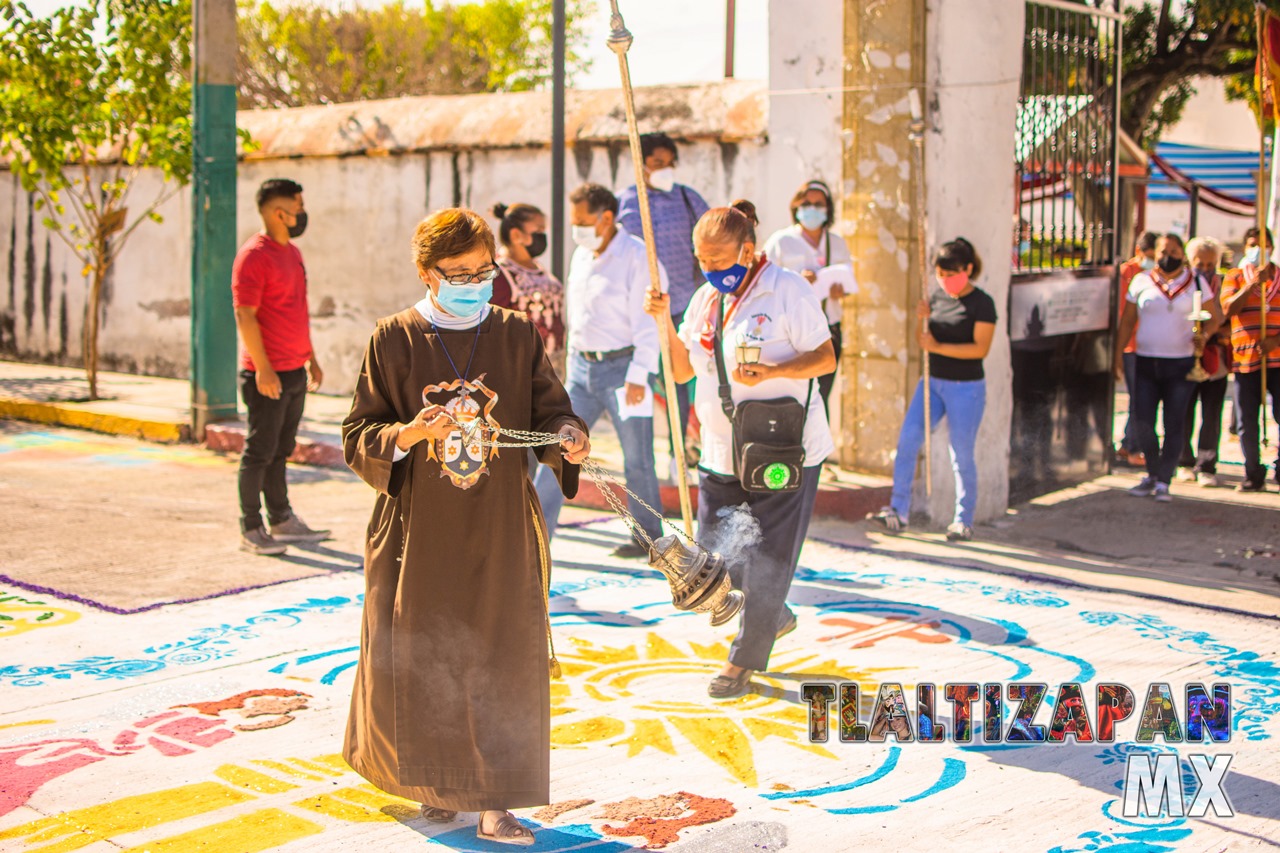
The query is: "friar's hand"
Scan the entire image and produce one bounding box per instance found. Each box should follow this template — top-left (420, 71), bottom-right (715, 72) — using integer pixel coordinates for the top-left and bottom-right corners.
top-left (559, 425), bottom-right (590, 464)
top-left (398, 404), bottom-right (453, 449)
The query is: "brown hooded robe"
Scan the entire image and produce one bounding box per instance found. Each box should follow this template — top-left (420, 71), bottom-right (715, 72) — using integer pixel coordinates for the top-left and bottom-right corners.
top-left (341, 306), bottom-right (585, 811)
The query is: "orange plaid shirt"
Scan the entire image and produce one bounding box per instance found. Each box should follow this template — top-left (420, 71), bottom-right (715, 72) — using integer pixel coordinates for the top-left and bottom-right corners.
top-left (1220, 266), bottom-right (1280, 374)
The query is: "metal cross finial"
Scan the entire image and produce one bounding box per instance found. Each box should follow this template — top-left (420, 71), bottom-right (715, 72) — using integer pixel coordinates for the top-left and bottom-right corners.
top-left (607, 0), bottom-right (633, 55)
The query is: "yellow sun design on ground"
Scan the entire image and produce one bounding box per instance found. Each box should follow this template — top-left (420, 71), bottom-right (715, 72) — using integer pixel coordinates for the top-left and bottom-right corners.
top-left (549, 632), bottom-right (894, 787)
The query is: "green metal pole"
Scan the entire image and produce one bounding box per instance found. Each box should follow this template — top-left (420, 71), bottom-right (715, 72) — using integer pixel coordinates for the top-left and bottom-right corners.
top-left (191, 0), bottom-right (239, 434)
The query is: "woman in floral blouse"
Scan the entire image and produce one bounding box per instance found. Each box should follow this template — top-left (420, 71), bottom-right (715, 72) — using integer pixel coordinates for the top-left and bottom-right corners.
top-left (492, 202), bottom-right (566, 376)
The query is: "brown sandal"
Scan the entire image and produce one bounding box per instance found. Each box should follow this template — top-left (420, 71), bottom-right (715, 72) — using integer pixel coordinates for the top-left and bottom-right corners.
top-left (477, 810), bottom-right (535, 846)
top-left (421, 805), bottom-right (457, 822)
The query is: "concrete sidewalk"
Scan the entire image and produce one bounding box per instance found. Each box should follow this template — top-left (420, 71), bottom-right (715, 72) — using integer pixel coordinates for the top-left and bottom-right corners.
top-left (0, 359), bottom-right (893, 522)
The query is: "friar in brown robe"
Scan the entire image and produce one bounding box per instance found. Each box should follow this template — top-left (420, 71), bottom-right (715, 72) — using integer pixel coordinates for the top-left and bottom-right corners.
top-left (341, 300), bottom-right (587, 815)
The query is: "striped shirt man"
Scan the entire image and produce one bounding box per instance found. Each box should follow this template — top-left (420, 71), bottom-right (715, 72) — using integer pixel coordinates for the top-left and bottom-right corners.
top-left (1220, 266), bottom-right (1280, 373)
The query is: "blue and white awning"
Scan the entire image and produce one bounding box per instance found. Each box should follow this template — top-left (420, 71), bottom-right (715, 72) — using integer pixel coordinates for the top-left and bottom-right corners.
top-left (1148, 141), bottom-right (1268, 203)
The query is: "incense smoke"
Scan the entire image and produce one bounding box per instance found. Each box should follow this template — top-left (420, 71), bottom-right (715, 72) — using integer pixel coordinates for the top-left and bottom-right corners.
top-left (706, 503), bottom-right (763, 568)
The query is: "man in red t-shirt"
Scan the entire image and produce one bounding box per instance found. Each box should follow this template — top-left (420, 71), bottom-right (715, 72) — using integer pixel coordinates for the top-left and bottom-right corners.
top-left (232, 179), bottom-right (329, 555)
top-left (1116, 231), bottom-right (1158, 466)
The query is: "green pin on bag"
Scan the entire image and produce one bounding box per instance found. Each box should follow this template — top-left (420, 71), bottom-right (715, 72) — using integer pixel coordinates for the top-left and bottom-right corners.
top-left (763, 462), bottom-right (793, 490)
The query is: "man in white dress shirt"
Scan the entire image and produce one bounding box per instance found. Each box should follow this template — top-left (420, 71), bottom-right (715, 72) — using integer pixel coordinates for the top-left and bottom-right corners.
top-left (533, 183), bottom-right (668, 557)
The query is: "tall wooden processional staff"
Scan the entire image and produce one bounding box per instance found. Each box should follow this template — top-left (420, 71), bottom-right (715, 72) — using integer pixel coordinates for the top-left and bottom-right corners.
top-left (1257, 3), bottom-right (1272, 446)
top-left (607, 0), bottom-right (696, 536)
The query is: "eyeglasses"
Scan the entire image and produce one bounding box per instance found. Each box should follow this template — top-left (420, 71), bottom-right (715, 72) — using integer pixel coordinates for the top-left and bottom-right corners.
top-left (435, 265), bottom-right (499, 286)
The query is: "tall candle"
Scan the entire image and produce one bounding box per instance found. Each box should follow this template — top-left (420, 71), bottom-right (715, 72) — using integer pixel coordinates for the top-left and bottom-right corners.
top-left (1193, 289), bottom-right (1202, 317)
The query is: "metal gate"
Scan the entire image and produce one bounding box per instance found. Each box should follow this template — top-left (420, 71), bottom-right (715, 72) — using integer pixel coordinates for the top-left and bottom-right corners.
top-left (1010, 0), bottom-right (1122, 503)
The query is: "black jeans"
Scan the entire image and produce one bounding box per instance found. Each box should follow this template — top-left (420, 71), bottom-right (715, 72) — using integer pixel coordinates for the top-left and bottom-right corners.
top-left (239, 368), bottom-right (308, 531)
top-left (1132, 356), bottom-right (1197, 486)
top-left (1236, 368), bottom-right (1280, 485)
top-left (1179, 375), bottom-right (1228, 474)
top-left (817, 323), bottom-right (843, 416)
top-left (698, 465), bottom-right (822, 672)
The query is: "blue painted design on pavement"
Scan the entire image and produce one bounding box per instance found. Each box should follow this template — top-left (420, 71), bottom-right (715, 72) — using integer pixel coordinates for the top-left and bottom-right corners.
top-left (427, 821), bottom-right (638, 851)
top-left (1079, 611), bottom-right (1279, 740)
top-left (761, 746), bottom-right (901, 799)
top-left (900, 757), bottom-right (967, 802)
top-left (0, 596), bottom-right (363, 687)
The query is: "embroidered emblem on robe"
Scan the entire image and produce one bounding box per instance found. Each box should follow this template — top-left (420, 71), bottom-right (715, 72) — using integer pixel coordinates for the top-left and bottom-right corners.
top-left (423, 374), bottom-right (500, 490)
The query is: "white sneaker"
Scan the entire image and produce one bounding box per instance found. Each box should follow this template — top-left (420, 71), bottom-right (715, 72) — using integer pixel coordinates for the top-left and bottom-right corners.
top-left (1197, 472), bottom-right (1221, 488)
top-left (1176, 468), bottom-right (1197, 483)
top-left (1128, 477), bottom-right (1157, 497)
top-left (1153, 483), bottom-right (1172, 503)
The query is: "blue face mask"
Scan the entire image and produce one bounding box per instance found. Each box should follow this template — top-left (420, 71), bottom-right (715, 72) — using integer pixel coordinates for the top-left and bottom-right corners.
top-left (706, 262), bottom-right (749, 294)
top-left (1244, 246), bottom-right (1263, 266)
top-left (1018, 240), bottom-right (1031, 254)
top-left (796, 205), bottom-right (828, 231)
top-left (434, 280), bottom-right (493, 317)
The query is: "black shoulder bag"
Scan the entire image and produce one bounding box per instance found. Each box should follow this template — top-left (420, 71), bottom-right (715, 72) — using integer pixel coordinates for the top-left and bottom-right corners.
top-left (712, 294), bottom-right (811, 492)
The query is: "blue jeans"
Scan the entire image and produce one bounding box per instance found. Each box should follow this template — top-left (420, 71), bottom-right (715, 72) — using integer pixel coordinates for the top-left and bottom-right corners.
top-left (1122, 352), bottom-right (1139, 453)
top-left (890, 377), bottom-right (986, 527)
top-left (1131, 355), bottom-right (1196, 486)
top-left (534, 352), bottom-right (663, 541)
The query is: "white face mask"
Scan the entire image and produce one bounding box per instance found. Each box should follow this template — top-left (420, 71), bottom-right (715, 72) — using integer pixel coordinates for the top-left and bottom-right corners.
top-left (572, 224), bottom-right (603, 251)
top-left (648, 167), bottom-right (676, 193)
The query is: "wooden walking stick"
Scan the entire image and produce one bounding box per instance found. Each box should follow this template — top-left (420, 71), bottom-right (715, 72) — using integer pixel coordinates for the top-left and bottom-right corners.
top-left (1257, 3), bottom-right (1271, 447)
top-left (909, 88), bottom-right (933, 497)
top-left (607, 0), bottom-right (695, 537)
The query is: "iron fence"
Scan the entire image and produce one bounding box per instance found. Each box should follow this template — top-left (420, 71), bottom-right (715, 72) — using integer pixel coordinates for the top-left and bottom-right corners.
top-left (1014, 0), bottom-right (1121, 274)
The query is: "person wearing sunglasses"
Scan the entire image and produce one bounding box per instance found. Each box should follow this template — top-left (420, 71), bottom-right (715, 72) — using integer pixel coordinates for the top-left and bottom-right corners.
top-left (342, 208), bottom-right (588, 848)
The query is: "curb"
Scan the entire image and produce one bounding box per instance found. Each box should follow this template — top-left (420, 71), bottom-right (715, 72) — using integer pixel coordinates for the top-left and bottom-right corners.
top-left (0, 398), bottom-right (190, 444)
top-left (204, 423), bottom-right (347, 469)
top-left (3, 401), bottom-right (891, 523)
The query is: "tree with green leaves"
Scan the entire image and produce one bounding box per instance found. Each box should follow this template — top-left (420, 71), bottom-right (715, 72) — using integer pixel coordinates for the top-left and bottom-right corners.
top-left (236, 0), bottom-right (591, 109)
top-left (1121, 0), bottom-right (1278, 147)
top-left (0, 0), bottom-right (194, 399)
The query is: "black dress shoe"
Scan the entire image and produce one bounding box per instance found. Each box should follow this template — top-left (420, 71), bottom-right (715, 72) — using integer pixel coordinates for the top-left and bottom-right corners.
top-left (1237, 480), bottom-right (1267, 493)
top-left (610, 541), bottom-right (651, 559)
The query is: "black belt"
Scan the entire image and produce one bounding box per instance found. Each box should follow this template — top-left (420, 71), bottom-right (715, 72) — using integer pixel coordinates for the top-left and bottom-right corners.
top-left (577, 346), bottom-right (635, 363)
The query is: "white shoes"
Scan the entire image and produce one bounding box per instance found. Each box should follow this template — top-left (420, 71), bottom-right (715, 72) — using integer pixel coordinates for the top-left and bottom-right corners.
top-left (1197, 472), bottom-right (1221, 488)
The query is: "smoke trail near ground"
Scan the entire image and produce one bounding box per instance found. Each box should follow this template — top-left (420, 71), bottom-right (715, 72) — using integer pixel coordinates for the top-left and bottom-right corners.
top-left (705, 503), bottom-right (763, 567)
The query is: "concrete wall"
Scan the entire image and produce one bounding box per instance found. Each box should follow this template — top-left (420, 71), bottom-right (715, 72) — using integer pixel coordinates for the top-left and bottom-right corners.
top-left (1, 170), bottom-right (193, 377)
top-left (839, 0), bottom-right (926, 477)
top-left (919, 0), bottom-right (1023, 524)
top-left (765, 0), bottom-right (846, 444)
top-left (1, 139), bottom-right (764, 395)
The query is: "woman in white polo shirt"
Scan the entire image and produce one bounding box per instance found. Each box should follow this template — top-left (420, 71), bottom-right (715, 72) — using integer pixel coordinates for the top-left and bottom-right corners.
top-left (645, 200), bottom-right (836, 699)
top-left (762, 179), bottom-right (855, 416)
top-left (1114, 233), bottom-right (1224, 502)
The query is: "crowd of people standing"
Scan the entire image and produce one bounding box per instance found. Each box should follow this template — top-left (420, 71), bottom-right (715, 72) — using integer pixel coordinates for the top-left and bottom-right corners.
top-left (1115, 228), bottom-right (1280, 498)
top-left (224, 145), bottom-right (1276, 850)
